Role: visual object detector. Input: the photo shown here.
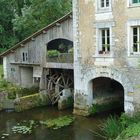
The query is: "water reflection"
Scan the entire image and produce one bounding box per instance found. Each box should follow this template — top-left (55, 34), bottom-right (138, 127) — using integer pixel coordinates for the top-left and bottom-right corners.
top-left (0, 107), bottom-right (105, 140)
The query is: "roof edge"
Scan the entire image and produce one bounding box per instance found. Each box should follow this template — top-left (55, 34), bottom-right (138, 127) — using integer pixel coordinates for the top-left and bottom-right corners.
top-left (0, 12), bottom-right (72, 57)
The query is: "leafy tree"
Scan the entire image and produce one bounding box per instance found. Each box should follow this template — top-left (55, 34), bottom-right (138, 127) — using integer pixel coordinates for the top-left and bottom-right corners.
top-left (0, 0), bottom-right (18, 52)
top-left (13, 0), bottom-right (72, 40)
top-left (0, 0), bottom-right (72, 53)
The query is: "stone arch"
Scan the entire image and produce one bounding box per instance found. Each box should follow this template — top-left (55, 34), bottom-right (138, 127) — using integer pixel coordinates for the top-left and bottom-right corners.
top-left (47, 38), bottom-right (73, 52)
top-left (84, 67), bottom-right (134, 113)
top-left (47, 37), bottom-right (73, 44)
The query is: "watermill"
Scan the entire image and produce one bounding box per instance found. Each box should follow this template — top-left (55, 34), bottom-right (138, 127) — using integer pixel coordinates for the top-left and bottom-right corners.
top-left (46, 69), bottom-right (73, 105)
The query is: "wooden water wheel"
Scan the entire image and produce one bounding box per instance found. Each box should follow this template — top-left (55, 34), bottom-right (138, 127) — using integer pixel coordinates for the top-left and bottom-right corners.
top-left (46, 71), bottom-right (73, 105)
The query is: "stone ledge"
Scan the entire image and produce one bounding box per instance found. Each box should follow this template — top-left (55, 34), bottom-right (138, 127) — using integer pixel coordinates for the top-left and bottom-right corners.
top-left (73, 108), bottom-right (90, 116)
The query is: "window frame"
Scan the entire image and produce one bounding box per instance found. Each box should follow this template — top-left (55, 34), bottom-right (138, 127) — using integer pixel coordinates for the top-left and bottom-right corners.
top-left (100, 0), bottom-right (110, 8)
top-left (131, 26), bottom-right (140, 54)
top-left (22, 51), bottom-right (28, 62)
top-left (96, 0), bottom-right (112, 13)
top-left (99, 28), bottom-right (111, 54)
top-left (127, 20), bottom-right (140, 56)
top-left (131, 26), bottom-right (140, 53)
top-left (128, 0), bottom-right (140, 7)
top-left (132, 0), bottom-right (140, 4)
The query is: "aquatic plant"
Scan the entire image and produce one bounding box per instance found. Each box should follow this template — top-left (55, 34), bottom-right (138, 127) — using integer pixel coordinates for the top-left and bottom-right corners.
top-left (40, 115), bottom-right (75, 130)
top-left (11, 120), bottom-right (38, 135)
top-left (1, 133), bottom-right (9, 139)
top-left (12, 125), bottom-right (32, 134)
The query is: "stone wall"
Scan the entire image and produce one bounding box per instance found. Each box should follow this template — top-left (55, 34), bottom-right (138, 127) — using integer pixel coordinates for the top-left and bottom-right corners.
top-left (58, 89), bottom-right (74, 110)
top-left (73, 0), bottom-right (140, 116)
top-left (14, 93), bottom-right (50, 112)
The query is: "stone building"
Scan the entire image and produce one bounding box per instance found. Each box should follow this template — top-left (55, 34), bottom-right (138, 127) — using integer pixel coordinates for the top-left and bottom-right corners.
top-left (0, 13), bottom-right (74, 108)
top-left (73, 0), bottom-right (140, 116)
top-left (1, 0), bottom-right (140, 116)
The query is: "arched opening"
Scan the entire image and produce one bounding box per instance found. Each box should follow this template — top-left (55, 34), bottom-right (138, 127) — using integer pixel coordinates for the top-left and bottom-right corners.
top-left (47, 39), bottom-right (73, 52)
top-left (90, 77), bottom-right (124, 114)
top-left (46, 39), bottom-right (73, 63)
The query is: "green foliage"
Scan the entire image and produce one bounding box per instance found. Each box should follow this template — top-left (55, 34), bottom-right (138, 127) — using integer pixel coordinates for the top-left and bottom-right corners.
top-left (0, 0), bottom-right (71, 53)
top-left (68, 47), bottom-right (73, 54)
top-left (0, 65), bottom-right (38, 99)
top-left (0, 0), bottom-right (18, 52)
top-left (47, 50), bottom-right (60, 57)
top-left (58, 43), bottom-right (68, 53)
top-left (118, 113), bottom-right (140, 139)
top-left (13, 0), bottom-right (72, 40)
top-left (101, 116), bottom-right (123, 139)
top-left (66, 97), bottom-right (74, 107)
top-left (14, 93), bottom-right (49, 112)
top-left (100, 113), bottom-right (140, 140)
top-left (40, 116), bottom-right (74, 130)
top-left (89, 101), bottom-right (123, 115)
top-left (0, 80), bottom-right (19, 99)
top-left (120, 122), bottom-right (140, 139)
top-left (0, 80), bottom-right (39, 99)
top-left (17, 86), bottom-right (39, 97)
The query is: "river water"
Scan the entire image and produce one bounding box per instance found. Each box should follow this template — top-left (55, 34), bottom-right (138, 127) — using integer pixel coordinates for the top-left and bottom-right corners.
top-left (0, 107), bottom-right (112, 140)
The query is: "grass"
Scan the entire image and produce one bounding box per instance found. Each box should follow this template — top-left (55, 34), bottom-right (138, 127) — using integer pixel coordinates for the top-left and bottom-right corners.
top-left (98, 113), bottom-right (140, 140)
top-left (100, 116), bottom-right (123, 139)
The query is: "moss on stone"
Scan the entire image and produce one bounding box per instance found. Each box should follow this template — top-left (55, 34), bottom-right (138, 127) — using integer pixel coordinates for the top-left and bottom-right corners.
top-left (58, 97), bottom-right (74, 110)
top-left (66, 97), bottom-right (73, 107)
top-left (89, 101), bottom-right (123, 115)
top-left (14, 93), bottom-right (50, 112)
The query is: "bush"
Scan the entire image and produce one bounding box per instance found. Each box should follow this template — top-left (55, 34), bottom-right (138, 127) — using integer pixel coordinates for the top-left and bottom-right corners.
top-left (0, 78), bottom-right (39, 99)
top-left (0, 80), bottom-right (9, 88)
top-left (47, 50), bottom-right (60, 57)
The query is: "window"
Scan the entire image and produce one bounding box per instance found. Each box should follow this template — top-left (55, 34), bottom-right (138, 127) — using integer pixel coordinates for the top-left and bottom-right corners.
top-left (22, 52), bottom-right (28, 62)
top-left (100, 0), bottom-right (110, 8)
top-left (95, 0), bottom-right (112, 14)
top-left (94, 21), bottom-right (114, 56)
top-left (132, 0), bottom-right (140, 3)
top-left (128, 0), bottom-right (140, 7)
top-left (11, 68), bottom-right (15, 72)
top-left (132, 27), bottom-right (140, 53)
top-left (127, 20), bottom-right (140, 55)
top-left (99, 28), bottom-right (110, 54)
